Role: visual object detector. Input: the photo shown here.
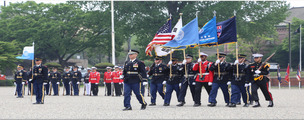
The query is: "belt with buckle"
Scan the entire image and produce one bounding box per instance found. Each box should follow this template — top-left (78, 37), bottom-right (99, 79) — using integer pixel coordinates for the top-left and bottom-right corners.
top-left (153, 73), bottom-right (164, 76)
top-left (127, 71), bottom-right (138, 74)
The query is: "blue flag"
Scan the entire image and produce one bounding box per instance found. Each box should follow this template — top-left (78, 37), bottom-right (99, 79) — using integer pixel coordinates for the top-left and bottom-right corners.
top-left (16, 46), bottom-right (34, 60)
top-left (163, 18), bottom-right (199, 49)
top-left (199, 17), bottom-right (218, 45)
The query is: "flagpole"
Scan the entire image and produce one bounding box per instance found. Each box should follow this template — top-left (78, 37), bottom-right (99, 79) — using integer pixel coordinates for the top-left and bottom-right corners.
top-left (213, 10), bottom-right (220, 78)
top-left (234, 10), bottom-right (239, 78)
top-left (196, 11), bottom-right (202, 78)
top-left (300, 24), bottom-right (302, 71)
top-left (289, 64), bottom-right (291, 89)
top-left (31, 42), bottom-right (34, 102)
top-left (183, 49), bottom-right (188, 79)
top-left (170, 48), bottom-right (172, 78)
top-left (111, 0), bottom-right (115, 65)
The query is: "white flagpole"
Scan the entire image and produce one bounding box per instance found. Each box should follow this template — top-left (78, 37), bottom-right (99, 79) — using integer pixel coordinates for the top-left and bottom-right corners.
top-left (278, 81), bottom-right (281, 89)
top-left (300, 24), bottom-right (302, 71)
top-left (111, 0), bottom-right (115, 65)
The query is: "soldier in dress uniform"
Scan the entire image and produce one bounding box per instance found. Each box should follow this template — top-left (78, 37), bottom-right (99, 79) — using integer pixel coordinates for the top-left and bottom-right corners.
top-left (248, 53), bottom-right (273, 107)
top-left (229, 54), bottom-right (250, 107)
top-left (83, 68), bottom-right (91, 96)
top-left (121, 49), bottom-right (147, 111)
top-left (89, 67), bottom-right (100, 96)
top-left (62, 67), bottom-right (71, 95)
top-left (147, 56), bottom-right (168, 106)
top-left (104, 67), bottom-right (113, 96)
top-left (112, 66), bottom-right (122, 96)
top-left (29, 57), bottom-right (48, 104)
top-left (177, 54), bottom-right (197, 106)
top-left (45, 69), bottom-right (51, 95)
top-left (71, 65), bottom-right (81, 96)
top-left (14, 65), bottom-right (27, 98)
top-left (163, 57), bottom-right (182, 106)
top-left (50, 67), bottom-right (61, 96)
top-left (208, 53), bottom-right (232, 107)
top-left (192, 52), bottom-right (214, 107)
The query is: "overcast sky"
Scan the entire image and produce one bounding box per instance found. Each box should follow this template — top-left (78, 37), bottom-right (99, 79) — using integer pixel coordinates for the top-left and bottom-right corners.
top-left (0, 0), bottom-right (303, 7)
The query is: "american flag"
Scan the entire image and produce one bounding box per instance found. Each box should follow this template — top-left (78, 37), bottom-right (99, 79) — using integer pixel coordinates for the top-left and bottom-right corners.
top-left (145, 19), bottom-right (173, 56)
top-left (297, 64), bottom-right (301, 81)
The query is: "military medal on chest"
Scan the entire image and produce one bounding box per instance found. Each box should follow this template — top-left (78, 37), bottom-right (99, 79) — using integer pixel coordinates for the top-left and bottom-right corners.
top-left (133, 63), bottom-right (138, 70)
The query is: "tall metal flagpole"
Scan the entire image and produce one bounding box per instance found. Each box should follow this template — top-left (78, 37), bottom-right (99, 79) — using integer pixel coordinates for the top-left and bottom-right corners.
top-left (214, 10), bottom-right (220, 77)
top-left (234, 10), bottom-right (239, 78)
top-left (300, 24), bottom-right (302, 71)
top-left (111, 0), bottom-right (115, 65)
top-left (196, 11), bottom-right (202, 79)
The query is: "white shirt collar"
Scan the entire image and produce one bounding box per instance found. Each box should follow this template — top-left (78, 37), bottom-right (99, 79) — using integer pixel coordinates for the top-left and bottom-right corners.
top-left (130, 58), bottom-right (136, 62)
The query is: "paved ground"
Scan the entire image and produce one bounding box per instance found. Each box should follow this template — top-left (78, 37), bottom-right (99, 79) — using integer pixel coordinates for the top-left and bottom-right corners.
top-left (0, 86), bottom-right (303, 119)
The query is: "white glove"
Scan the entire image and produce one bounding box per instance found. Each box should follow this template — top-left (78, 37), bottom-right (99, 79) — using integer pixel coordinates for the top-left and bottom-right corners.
top-left (227, 81), bottom-right (231, 85)
top-left (208, 82), bottom-right (212, 86)
top-left (182, 60), bottom-right (187, 64)
top-left (248, 83), bottom-right (252, 86)
top-left (111, 82), bottom-right (114, 84)
top-left (168, 61), bottom-right (172, 65)
top-left (192, 82), bottom-right (196, 85)
top-left (83, 82), bottom-right (85, 84)
top-left (234, 60), bottom-right (239, 65)
top-left (29, 79), bottom-right (32, 82)
top-left (14, 82), bottom-right (16, 86)
top-left (179, 83), bottom-right (182, 87)
top-left (22, 82), bottom-right (25, 85)
top-left (215, 59), bottom-right (220, 64)
top-left (143, 82), bottom-right (148, 86)
top-left (197, 58), bottom-right (202, 63)
top-left (69, 81), bottom-right (72, 84)
top-left (119, 75), bottom-right (124, 79)
top-left (103, 82), bottom-right (106, 84)
top-left (43, 83), bottom-right (47, 85)
top-left (57, 82), bottom-right (60, 84)
top-left (122, 82), bottom-right (124, 84)
top-left (77, 82), bottom-right (80, 84)
top-left (255, 70), bottom-right (261, 74)
top-left (162, 81), bottom-right (167, 85)
top-left (89, 82), bottom-right (91, 84)
top-left (244, 84), bottom-right (249, 87)
top-left (147, 75), bottom-right (149, 77)
top-left (95, 83), bottom-right (98, 85)
top-left (119, 82), bottom-right (122, 85)
top-left (49, 82), bottom-right (51, 84)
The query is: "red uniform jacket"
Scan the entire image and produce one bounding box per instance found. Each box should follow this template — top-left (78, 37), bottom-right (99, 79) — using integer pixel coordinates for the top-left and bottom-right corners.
top-left (112, 71), bottom-right (120, 83)
top-left (103, 72), bottom-right (113, 83)
top-left (118, 71), bottom-right (123, 83)
top-left (193, 61), bottom-right (214, 83)
top-left (89, 72), bottom-right (100, 84)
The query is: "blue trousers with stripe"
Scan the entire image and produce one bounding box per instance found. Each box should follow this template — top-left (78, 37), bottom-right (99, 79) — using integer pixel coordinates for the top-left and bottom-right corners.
top-left (231, 84), bottom-right (248, 104)
top-left (164, 84), bottom-right (180, 104)
top-left (150, 83), bottom-right (165, 104)
top-left (208, 82), bottom-right (230, 104)
top-left (124, 82), bottom-right (146, 108)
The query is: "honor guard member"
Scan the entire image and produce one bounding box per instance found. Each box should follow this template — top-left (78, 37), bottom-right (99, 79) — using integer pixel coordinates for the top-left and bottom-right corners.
top-left (248, 53), bottom-right (273, 107)
top-left (192, 52), bottom-right (214, 107)
top-left (112, 66), bottom-right (122, 96)
top-left (14, 65), bottom-right (27, 98)
top-left (84, 68), bottom-right (91, 96)
top-left (104, 67), bottom-right (113, 96)
top-left (71, 66), bottom-right (81, 96)
top-left (50, 67), bottom-right (61, 96)
top-left (62, 67), bottom-right (71, 95)
top-left (121, 49), bottom-right (147, 111)
top-left (208, 53), bottom-right (232, 107)
top-left (147, 56), bottom-right (168, 106)
top-left (177, 54), bottom-right (196, 106)
top-left (44, 69), bottom-right (51, 95)
top-left (89, 67), bottom-right (100, 96)
top-left (29, 57), bottom-right (48, 104)
top-left (163, 57), bottom-right (182, 106)
top-left (229, 54), bottom-right (250, 107)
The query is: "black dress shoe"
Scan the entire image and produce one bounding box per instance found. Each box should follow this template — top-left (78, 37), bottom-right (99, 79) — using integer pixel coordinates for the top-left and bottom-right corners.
top-left (268, 101), bottom-right (274, 107)
top-left (163, 103), bottom-right (170, 106)
top-left (176, 102), bottom-right (185, 107)
top-left (193, 103), bottom-right (201, 107)
top-left (225, 103), bottom-right (230, 107)
top-left (207, 103), bottom-right (216, 107)
top-left (236, 102), bottom-right (241, 105)
top-left (249, 101), bottom-right (253, 105)
top-left (33, 102), bottom-right (40, 104)
top-left (149, 103), bottom-right (156, 106)
top-left (229, 103), bottom-right (236, 107)
top-left (253, 101), bottom-right (260, 107)
top-left (141, 103), bottom-right (147, 110)
top-left (243, 103), bottom-right (249, 107)
top-left (123, 107), bottom-right (132, 111)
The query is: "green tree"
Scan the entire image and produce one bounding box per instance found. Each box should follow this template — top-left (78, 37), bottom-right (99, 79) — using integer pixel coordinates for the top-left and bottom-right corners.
top-left (0, 41), bottom-right (20, 71)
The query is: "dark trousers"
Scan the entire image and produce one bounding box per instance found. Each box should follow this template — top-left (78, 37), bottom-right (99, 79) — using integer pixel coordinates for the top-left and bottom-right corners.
top-left (164, 83), bottom-right (180, 104)
top-left (231, 84), bottom-right (248, 104)
top-left (124, 82), bottom-right (146, 107)
top-left (106, 83), bottom-right (112, 96)
top-left (114, 83), bottom-right (122, 96)
top-left (51, 82), bottom-right (58, 95)
top-left (194, 82), bottom-right (212, 104)
top-left (91, 83), bottom-right (99, 95)
top-left (16, 83), bottom-right (22, 97)
top-left (34, 82), bottom-right (44, 103)
top-left (44, 83), bottom-right (49, 95)
top-left (178, 80), bottom-right (195, 103)
top-left (72, 83), bottom-right (79, 95)
top-left (208, 82), bottom-right (230, 104)
top-left (251, 81), bottom-right (273, 101)
top-left (247, 86), bottom-right (252, 102)
top-left (141, 83), bottom-right (145, 96)
top-left (63, 82), bottom-right (70, 95)
top-left (150, 83), bottom-right (165, 103)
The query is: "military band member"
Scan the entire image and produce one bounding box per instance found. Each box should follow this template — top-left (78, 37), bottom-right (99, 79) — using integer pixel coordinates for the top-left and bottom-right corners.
top-left (192, 52), bottom-right (214, 107)
top-left (84, 68), bottom-right (91, 96)
top-left (50, 67), bottom-right (61, 96)
top-left (29, 57), bottom-right (48, 104)
top-left (62, 67), bottom-right (71, 95)
top-left (177, 54), bottom-right (196, 107)
top-left (248, 53), bottom-right (273, 107)
top-left (89, 67), bottom-right (100, 96)
top-left (163, 57), bottom-right (182, 106)
top-left (208, 53), bottom-right (232, 107)
top-left (104, 67), bottom-right (113, 96)
top-left (112, 66), bottom-right (122, 96)
top-left (147, 56), bottom-right (168, 106)
top-left (229, 54), bottom-right (250, 107)
top-left (71, 66), bottom-right (81, 96)
top-left (14, 65), bottom-right (27, 98)
top-left (121, 49), bottom-right (147, 111)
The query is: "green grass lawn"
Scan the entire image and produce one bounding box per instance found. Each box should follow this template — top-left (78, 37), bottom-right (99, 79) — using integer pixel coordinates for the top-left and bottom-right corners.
top-left (269, 71), bottom-right (299, 77)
